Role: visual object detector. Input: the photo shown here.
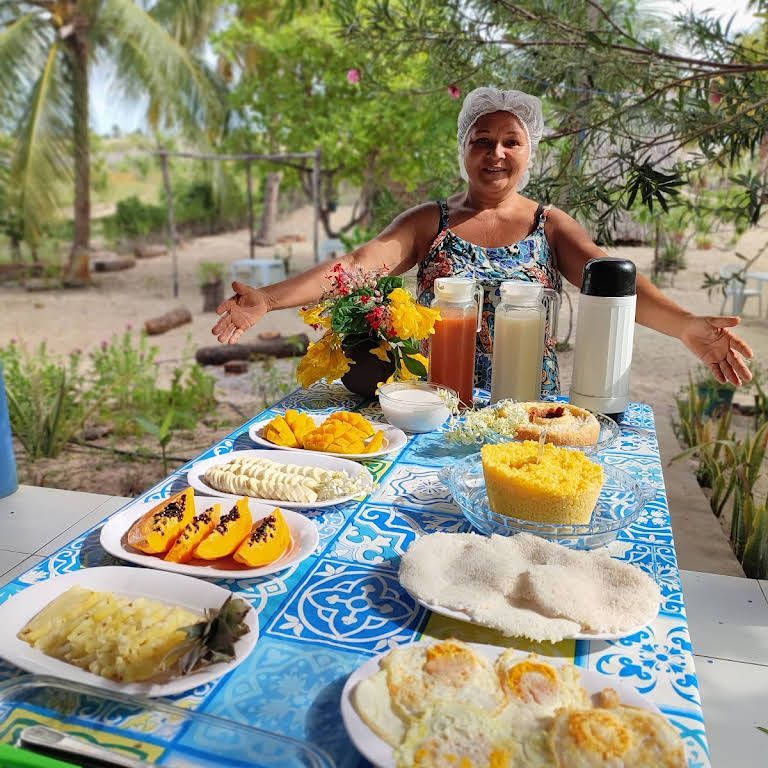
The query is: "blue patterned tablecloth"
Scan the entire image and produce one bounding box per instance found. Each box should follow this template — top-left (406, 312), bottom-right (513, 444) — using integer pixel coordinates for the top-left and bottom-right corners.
top-left (0, 384), bottom-right (709, 767)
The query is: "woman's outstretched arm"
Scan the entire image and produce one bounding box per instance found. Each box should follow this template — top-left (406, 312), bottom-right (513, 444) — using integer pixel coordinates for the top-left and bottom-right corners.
top-left (211, 204), bottom-right (438, 344)
top-left (546, 208), bottom-right (754, 386)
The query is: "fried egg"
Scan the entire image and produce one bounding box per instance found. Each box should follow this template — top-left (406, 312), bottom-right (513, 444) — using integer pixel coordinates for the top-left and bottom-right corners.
top-left (352, 669), bottom-right (406, 747)
top-left (494, 651), bottom-right (590, 719)
top-left (549, 689), bottom-right (686, 768)
top-left (395, 702), bottom-right (517, 768)
top-left (381, 639), bottom-right (507, 721)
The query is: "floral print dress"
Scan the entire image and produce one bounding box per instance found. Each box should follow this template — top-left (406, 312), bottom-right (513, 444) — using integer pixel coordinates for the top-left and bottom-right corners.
top-left (417, 200), bottom-right (562, 395)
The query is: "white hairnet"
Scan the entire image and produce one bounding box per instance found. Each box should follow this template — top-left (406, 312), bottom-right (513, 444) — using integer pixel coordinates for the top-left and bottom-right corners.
top-left (457, 86), bottom-right (544, 190)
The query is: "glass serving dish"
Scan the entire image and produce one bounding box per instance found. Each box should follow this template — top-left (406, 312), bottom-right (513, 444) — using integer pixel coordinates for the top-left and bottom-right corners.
top-left (0, 675), bottom-right (333, 767)
top-left (487, 410), bottom-right (621, 456)
top-left (444, 454), bottom-right (651, 549)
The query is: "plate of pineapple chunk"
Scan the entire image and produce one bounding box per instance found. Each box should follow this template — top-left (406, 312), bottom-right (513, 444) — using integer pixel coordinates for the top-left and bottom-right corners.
top-left (186, 449), bottom-right (374, 508)
top-left (248, 409), bottom-right (407, 459)
top-left (100, 488), bottom-right (320, 579)
top-left (0, 565), bottom-right (258, 696)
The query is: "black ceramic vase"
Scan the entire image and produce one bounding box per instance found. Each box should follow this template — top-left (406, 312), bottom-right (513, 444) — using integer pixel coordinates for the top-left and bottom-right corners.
top-left (340, 336), bottom-right (396, 399)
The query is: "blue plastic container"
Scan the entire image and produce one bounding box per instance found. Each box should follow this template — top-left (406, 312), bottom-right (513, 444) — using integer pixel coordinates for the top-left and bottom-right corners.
top-left (0, 364), bottom-right (18, 498)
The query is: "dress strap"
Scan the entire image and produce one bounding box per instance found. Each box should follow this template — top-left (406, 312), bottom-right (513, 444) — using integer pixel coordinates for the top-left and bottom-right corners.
top-left (436, 200), bottom-right (450, 235)
top-left (535, 203), bottom-right (552, 229)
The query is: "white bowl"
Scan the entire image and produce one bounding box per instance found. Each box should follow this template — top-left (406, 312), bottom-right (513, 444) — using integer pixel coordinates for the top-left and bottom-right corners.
top-left (377, 382), bottom-right (455, 433)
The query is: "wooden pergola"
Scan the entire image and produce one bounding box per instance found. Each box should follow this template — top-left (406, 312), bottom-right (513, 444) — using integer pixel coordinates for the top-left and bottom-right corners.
top-left (155, 148), bottom-right (323, 297)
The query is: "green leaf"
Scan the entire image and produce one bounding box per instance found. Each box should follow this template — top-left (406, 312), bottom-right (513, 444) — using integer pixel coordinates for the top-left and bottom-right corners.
top-left (402, 353), bottom-right (427, 378)
top-left (331, 295), bottom-right (370, 336)
top-left (377, 275), bottom-right (404, 296)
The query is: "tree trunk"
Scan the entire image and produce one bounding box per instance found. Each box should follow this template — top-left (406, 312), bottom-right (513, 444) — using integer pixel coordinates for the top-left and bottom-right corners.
top-left (255, 171), bottom-right (283, 246)
top-left (66, 14), bottom-right (91, 284)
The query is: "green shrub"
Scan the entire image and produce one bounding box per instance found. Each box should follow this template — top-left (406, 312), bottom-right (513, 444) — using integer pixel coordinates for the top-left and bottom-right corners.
top-left (0, 342), bottom-right (88, 459)
top-left (89, 329), bottom-right (216, 436)
top-left (112, 195), bottom-right (167, 238)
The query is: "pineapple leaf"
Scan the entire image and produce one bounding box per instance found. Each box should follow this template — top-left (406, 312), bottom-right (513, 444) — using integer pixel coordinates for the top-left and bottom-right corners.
top-left (177, 595), bottom-right (251, 676)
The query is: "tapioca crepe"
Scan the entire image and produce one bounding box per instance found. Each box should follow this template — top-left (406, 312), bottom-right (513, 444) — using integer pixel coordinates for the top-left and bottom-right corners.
top-left (399, 532), bottom-right (661, 643)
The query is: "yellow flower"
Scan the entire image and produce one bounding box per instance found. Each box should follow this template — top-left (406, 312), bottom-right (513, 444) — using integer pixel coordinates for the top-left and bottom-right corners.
top-left (296, 332), bottom-right (351, 388)
top-left (390, 298), bottom-right (441, 340)
top-left (299, 304), bottom-right (331, 329)
top-left (370, 341), bottom-right (392, 363)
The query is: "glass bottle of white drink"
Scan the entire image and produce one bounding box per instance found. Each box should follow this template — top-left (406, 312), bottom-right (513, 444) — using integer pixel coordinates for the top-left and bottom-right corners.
top-left (490, 280), bottom-right (548, 403)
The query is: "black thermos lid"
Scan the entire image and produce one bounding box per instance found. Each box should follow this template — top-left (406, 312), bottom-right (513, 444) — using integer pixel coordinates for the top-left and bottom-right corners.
top-left (580, 258), bottom-right (637, 297)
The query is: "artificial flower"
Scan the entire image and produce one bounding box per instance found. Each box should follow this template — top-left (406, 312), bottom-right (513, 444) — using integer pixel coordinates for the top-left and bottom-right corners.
top-left (296, 332), bottom-right (351, 388)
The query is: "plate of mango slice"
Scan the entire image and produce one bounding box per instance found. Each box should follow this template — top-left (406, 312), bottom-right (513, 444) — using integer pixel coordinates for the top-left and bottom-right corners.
top-left (100, 488), bottom-right (319, 579)
top-left (248, 409), bottom-right (408, 460)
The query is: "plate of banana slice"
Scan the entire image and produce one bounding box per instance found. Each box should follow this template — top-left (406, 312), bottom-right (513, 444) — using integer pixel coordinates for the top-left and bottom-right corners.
top-left (248, 409), bottom-right (407, 460)
top-left (186, 449), bottom-right (374, 508)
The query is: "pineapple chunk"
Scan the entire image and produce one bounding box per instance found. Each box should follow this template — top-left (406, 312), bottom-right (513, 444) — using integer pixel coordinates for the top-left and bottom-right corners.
top-left (18, 587), bottom-right (202, 682)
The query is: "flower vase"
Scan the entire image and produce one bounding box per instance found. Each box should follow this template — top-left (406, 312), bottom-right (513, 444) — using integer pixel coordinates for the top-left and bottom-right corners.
top-left (341, 337), bottom-right (395, 399)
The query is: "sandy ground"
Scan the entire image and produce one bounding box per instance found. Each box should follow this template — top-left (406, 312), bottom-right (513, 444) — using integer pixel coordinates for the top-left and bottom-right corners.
top-left (2, 204), bottom-right (766, 575)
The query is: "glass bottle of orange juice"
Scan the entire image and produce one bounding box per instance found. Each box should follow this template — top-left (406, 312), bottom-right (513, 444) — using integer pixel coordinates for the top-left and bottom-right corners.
top-left (428, 277), bottom-right (482, 407)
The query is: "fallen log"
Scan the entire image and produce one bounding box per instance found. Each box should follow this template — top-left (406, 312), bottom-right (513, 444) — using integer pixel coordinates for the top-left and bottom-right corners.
top-left (144, 307), bottom-right (193, 335)
top-left (196, 334), bottom-right (309, 365)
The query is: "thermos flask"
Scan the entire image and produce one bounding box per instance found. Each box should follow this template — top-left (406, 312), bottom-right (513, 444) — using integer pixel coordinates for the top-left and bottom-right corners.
top-left (569, 258), bottom-right (637, 421)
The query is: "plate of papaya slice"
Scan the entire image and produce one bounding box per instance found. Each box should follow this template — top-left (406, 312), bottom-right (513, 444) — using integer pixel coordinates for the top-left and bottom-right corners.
top-left (100, 488), bottom-right (319, 579)
top-left (248, 409), bottom-right (407, 460)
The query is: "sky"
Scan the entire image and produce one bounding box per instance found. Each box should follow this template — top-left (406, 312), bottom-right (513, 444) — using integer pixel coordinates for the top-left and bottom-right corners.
top-left (89, 0), bottom-right (761, 136)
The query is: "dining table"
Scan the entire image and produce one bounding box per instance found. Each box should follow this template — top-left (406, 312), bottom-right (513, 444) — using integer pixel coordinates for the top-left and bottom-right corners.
top-left (0, 382), bottom-right (710, 767)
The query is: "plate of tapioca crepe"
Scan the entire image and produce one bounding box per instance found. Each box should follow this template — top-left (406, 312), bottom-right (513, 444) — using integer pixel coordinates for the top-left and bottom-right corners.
top-left (398, 532), bottom-right (661, 642)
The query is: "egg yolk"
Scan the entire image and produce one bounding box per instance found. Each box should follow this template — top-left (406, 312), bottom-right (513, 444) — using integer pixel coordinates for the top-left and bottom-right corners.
top-left (567, 710), bottom-right (632, 759)
top-left (503, 660), bottom-right (559, 704)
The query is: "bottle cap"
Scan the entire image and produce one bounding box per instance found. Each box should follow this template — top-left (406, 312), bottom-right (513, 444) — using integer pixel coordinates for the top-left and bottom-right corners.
top-left (581, 258), bottom-right (636, 297)
top-left (499, 279), bottom-right (544, 300)
top-left (434, 277), bottom-right (476, 302)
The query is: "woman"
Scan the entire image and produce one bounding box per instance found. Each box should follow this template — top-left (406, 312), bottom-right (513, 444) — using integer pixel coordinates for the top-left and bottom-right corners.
top-left (212, 86), bottom-right (753, 389)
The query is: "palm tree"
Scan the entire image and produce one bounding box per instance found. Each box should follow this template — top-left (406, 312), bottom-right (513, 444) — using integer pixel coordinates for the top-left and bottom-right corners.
top-left (0, 0), bottom-right (224, 281)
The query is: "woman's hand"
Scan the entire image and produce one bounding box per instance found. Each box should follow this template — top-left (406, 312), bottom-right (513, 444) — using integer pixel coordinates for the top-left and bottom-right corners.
top-left (679, 315), bottom-right (754, 386)
top-left (211, 281), bottom-right (270, 344)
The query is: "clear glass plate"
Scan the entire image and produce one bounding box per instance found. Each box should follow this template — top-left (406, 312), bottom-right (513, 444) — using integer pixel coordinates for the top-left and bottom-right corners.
top-left (444, 454), bottom-right (651, 549)
top-left (0, 675), bottom-right (333, 767)
top-left (488, 411), bottom-right (621, 456)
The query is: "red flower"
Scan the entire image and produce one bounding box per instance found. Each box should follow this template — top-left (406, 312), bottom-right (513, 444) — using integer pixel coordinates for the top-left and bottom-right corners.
top-left (347, 68), bottom-right (361, 85)
top-left (448, 84), bottom-right (461, 100)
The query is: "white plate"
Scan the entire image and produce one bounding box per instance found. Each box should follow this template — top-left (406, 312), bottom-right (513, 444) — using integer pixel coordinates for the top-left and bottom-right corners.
top-left (100, 496), bottom-right (319, 579)
top-left (340, 641), bottom-right (661, 768)
top-left (0, 566), bottom-right (258, 698)
top-left (410, 597), bottom-right (655, 641)
top-left (248, 414), bottom-right (407, 460)
top-left (187, 449), bottom-right (372, 508)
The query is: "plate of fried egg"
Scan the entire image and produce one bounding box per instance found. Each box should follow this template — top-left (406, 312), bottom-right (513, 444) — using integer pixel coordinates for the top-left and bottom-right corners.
top-left (341, 638), bottom-right (687, 768)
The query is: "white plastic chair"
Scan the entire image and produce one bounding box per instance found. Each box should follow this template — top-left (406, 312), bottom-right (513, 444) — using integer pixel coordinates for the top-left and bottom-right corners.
top-left (719, 264), bottom-right (763, 316)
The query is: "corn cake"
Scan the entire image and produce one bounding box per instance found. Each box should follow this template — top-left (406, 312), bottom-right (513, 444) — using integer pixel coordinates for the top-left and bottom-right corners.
top-left (481, 441), bottom-right (604, 524)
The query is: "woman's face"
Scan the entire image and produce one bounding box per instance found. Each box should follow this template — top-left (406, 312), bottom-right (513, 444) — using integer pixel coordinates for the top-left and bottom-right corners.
top-left (463, 111), bottom-right (529, 194)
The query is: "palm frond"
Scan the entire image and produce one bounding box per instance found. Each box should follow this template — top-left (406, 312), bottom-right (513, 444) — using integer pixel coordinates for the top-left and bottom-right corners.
top-left (100, 0), bottom-right (226, 138)
top-left (10, 40), bottom-right (73, 244)
top-left (0, 12), bottom-right (52, 126)
top-left (148, 0), bottom-right (224, 50)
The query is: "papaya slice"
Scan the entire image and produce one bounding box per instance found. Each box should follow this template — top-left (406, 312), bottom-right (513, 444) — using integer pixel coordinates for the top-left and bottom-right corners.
top-left (233, 508), bottom-right (291, 567)
top-left (193, 497), bottom-right (252, 560)
top-left (164, 504), bottom-right (222, 564)
top-left (126, 487), bottom-right (195, 554)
